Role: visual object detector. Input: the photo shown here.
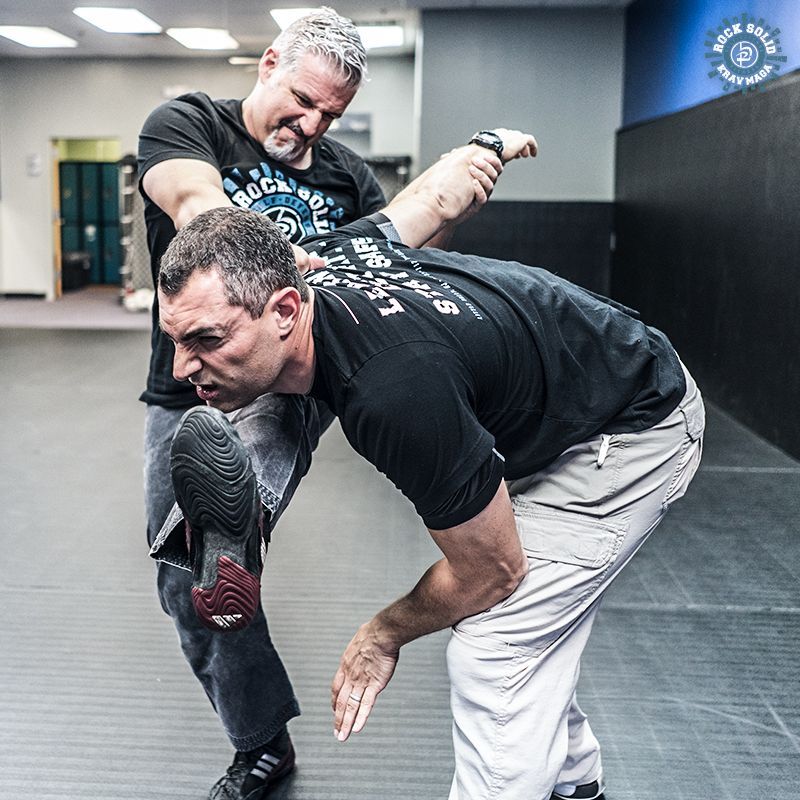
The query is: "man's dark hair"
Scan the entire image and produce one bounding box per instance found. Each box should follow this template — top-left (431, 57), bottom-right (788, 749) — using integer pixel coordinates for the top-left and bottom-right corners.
top-left (159, 207), bottom-right (308, 318)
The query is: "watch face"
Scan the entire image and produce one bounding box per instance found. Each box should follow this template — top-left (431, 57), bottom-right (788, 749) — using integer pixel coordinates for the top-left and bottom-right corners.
top-left (474, 132), bottom-right (503, 155)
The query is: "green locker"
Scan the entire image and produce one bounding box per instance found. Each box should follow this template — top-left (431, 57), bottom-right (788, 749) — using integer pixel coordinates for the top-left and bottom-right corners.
top-left (59, 160), bottom-right (120, 285)
top-left (59, 163), bottom-right (81, 224)
top-left (80, 163), bottom-right (101, 224)
top-left (84, 225), bottom-right (102, 284)
top-left (102, 224), bottom-right (121, 284)
top-left (101, 163), bottom-right (120, 223)
top-left (61, 224), bottom-right (81, 253)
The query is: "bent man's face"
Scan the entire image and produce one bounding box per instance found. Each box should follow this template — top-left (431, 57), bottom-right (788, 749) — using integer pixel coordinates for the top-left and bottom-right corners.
top-left (159, 269), bottom-right (282, 412)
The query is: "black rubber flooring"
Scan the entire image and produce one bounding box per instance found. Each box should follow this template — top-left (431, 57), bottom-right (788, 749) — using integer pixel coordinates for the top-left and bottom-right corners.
top-left (2, 328), bottom-right (798, 798)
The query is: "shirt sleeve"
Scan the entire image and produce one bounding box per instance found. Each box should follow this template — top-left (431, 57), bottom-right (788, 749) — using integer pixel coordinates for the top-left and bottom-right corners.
top-left (339, 343), bottom-right (503, 530)
top-left (329, 143), bottom-right (386, 215)
top-left (138, 95), bottom-right (222, 179)
top-left (355, 161), bottom-right (387, 215)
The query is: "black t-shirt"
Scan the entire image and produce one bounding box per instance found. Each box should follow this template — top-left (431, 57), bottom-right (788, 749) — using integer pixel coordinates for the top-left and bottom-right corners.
top-left (137, 92), bottom-right (386, 408)
top-left (304, 216), bottom-right (686, 530)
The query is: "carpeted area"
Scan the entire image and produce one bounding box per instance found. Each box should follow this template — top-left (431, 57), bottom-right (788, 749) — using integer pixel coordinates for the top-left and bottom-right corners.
top-left (1, 327), bottom-right (798, 799)
top-left (0, 286), bottom-right (151, 330)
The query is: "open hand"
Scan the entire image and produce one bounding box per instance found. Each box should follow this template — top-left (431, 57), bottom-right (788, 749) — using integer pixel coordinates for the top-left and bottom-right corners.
top-left (331, 622), bottom-right (399, 742)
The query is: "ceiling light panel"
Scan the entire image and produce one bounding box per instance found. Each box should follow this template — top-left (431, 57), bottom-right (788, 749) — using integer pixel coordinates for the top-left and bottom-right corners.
top-left (0, 26), bottom-right (78, 48)
top-left (357, 24), bottom-right (404, 50)
top-left (166, 28), bottom-right (239, 50)
top-left (73, 7), bottom-right (162, 34)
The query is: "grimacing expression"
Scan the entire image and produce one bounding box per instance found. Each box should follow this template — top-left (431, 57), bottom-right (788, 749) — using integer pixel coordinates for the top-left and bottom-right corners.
top-left (159, 269), bottom-right (284, 412)
top-left (250, 51), bottom-right (357, 163)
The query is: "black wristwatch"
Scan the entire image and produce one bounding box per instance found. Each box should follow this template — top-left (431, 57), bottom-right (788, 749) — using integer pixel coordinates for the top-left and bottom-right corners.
top-left (469, 130), bottom-right (504, 159)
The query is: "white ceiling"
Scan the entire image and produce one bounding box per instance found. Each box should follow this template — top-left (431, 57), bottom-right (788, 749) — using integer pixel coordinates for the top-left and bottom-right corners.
top-left (0, 0), bottom-right (632, 60)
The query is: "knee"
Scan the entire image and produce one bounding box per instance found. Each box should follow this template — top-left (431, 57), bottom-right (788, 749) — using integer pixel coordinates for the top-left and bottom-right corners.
top-left (155, 561), bottom-right (194, 619)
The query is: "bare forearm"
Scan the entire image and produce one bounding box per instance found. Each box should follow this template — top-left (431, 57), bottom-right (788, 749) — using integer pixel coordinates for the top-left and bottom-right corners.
top-left (330, 556), bottom-right (515, 741)
top-left (421, 226), bottom-right (456, 251)
top-left (331, 483), bottom-right (527, 742)
top-left (383, 146), bottom-right (500, 248)
top-left (382, 189), bottom-right (455, 250)
top-left (383, 129), bottom-right (537, 249)
top-left (142, 158), bottom-right (231, 230)
top-left (371, 556), bottom-right (516, 651)
top-left (171, 184), bottom-right (232, 229)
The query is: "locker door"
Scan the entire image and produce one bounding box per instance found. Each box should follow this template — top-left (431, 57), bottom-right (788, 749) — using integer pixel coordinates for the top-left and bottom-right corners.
top-left (61, 224), bottom-right (82, 253)
top-left (59, 163), bottom-right (81, 224)
top-left (100, 163), bottom-right (119, 225)
top-left (102, 224), bottom-right (121, 284)
top-left (80, 163), bottom-right (101, 225)
top-left (84, 224), bottom-right (102, 283)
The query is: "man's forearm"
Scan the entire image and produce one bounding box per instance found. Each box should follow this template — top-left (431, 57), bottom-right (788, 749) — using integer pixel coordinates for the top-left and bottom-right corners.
top-left (382, 146), bottom-right (499, 248)
top-left (382, 129), bottom-right (537, 249)
top-left (142, 158), bottom-right (232, 230)
top-left (372, 482), bottom-right (527, 651)
top-left (331, 482), bottom-right (527, 741)
top-left (369, 555), bottom-right (517, 651)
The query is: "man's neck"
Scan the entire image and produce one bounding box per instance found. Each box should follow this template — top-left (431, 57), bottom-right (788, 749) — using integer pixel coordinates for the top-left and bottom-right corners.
top-left (285, 149), bottom-right (313, 170)
top-left (272, 289), bottom-right (317, 395)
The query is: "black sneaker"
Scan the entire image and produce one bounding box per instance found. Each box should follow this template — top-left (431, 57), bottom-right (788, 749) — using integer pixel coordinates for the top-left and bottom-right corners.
top-left (170, 406), bottom-right (266, 633)
top-left (551, 779), bottom-right (605, 799)
top-left (209, 731), bottom-right (295, 799)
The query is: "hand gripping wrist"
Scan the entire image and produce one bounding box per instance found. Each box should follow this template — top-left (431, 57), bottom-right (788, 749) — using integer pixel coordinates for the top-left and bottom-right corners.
top-left (468, 130), bottom-right (504, 160)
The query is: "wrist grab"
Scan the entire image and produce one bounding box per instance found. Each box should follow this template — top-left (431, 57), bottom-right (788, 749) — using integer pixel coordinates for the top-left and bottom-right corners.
top-left (469, 130), bottom-right (504, 159)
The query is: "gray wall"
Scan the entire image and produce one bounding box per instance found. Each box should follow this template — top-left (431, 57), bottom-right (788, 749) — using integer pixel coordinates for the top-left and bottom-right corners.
top-left (417, 8), bottom-right (624, 201)
top-left (0, 5), bottom-right (627, 297)
top-left (0, 55), bottom-right (414, 297)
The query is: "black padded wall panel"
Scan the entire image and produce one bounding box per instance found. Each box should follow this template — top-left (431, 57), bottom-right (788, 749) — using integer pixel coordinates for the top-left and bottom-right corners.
top-left (449, 201), bottom-right (613, 294)
top-left (612, 71), bottom-right (800, 459)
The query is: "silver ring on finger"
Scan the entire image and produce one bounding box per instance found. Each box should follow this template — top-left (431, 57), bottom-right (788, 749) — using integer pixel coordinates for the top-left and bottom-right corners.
top-left (348, 693), bottom-right (362, 703)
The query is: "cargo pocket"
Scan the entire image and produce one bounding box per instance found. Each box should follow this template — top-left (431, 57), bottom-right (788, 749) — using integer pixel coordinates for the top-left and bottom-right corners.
top-left (453, 501), bottom-right (627, 656)
top-left (516, 501), bottom-right (623, 567)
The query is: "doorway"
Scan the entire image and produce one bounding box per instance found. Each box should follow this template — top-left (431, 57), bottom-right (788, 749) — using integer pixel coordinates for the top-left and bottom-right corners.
top-left (52, 138), bottom-right (122, 296)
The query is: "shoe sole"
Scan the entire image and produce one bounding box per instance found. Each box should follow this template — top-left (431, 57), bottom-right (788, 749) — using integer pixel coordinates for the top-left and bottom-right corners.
top-left (551, 795), bottom-right (605, 800)
top-left (551, 787), bottom-right (605, 800)
top-left (551, 795), bottom-right (604, 800)
top-left (170, 407), bottom-right (263, 633)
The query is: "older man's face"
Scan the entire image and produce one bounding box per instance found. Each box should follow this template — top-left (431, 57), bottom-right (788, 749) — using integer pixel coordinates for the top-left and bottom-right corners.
top-left (249, 51), bottom-right (356, 165)
top-left (159, 269), bottom-right (283, 412)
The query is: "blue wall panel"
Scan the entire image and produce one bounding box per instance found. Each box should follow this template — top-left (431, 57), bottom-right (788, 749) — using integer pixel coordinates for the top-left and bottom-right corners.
top-left (624, 0), bottom-right (800, 126)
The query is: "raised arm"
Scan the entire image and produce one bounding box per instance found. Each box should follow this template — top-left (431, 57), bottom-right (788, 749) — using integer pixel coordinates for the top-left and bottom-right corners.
top-left (330, 481), bottom-right (527, 742)
top-left (142, 158), bottom-right (231, 230)
top-left (142, 157), bottom-right (321, 271)
top-left (384, 128), bottom-right (537, 249)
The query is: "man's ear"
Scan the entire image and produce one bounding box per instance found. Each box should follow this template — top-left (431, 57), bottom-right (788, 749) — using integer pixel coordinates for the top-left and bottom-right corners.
top-left (259, 47), bottom-right (280, 82)
top-left (268, 286), bottom-right (302, 335)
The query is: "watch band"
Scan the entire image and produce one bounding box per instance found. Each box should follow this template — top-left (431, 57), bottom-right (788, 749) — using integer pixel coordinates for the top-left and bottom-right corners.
top-left (469, 130), bottom-right (504, 159)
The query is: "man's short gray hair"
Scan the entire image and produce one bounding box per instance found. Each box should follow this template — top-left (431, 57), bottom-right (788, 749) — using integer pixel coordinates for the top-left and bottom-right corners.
top-left (159, 208), bottom-right (308, 319)
top-left (272, 6), bottom-right (367, 89)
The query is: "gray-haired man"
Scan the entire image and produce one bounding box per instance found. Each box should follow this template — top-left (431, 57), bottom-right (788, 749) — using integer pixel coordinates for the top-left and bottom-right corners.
top-left (137, 7), bottom-right (384, 797)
